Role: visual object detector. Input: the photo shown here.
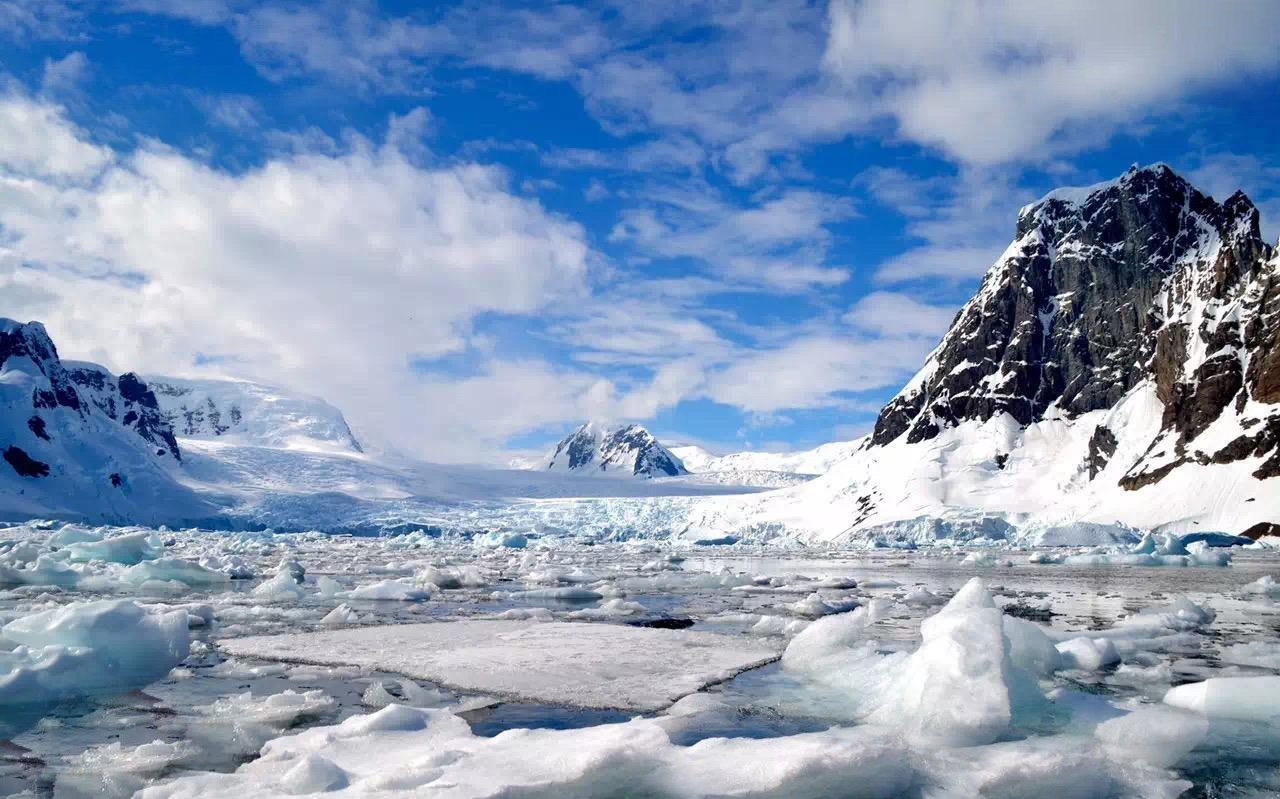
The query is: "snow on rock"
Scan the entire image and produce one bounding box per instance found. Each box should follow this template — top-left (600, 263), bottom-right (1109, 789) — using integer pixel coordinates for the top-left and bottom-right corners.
top-left (0, 599), bottom-right (189, 705)
top-left (544, 421), bottom-right (688, 478)
top-left (143, 375), bottom-right (363, 453)
top-left (1163, 676), bottom-right (1280, 724)
top-left (219, 620), bottom-right (780, 712)
top-left (0, 319), bottom-right (215, 525)
top-left (666, 165), bottom-right (1280, 545)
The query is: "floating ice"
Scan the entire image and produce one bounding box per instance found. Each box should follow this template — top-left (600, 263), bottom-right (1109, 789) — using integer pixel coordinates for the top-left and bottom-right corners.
top-left (1094, 705), bottom-right (1208, 768)
top-left (0, 599), bottom-right (188, 705)
top-left (1241, 574), bottom-right (1280, 596)
top-left (252, 571), bottom-right (308, 602)
top-left (1056, 637), bottom-right (1121, 671)
top-left (567, 598), bottom-right (645, 619)
top-left (65, 531), bottom-right (162, 565)
top-left (124, 558), bottom-right (230, 588)
top-left (345, 579), bottom-right (430, 601)
top-left (1163, 676), bottom-right (1280, 724)
top-left (220, 620), bottom-right (779, 711)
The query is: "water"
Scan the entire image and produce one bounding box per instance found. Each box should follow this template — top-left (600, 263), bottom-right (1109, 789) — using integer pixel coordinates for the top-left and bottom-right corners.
top-left (2, 528), bottom-right (1278, 797)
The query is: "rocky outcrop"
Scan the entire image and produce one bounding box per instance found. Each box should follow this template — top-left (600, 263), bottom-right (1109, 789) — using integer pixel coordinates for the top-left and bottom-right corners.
top-left (871, 164), bottom-right (1279, 490)
top-left (67, 364), bottom-right (181, 461)
top-left (1, 319), bottom-right (212, 523)
top-left (546, 422), bottom-right (688, 478)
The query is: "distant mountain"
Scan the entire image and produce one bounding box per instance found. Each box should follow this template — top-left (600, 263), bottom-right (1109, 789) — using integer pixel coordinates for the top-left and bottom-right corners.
top-left (545, 422), bottom-right (688, 478)
top-left (0, 320), bottom-right (214, 524)
top-left (671, 441), bottom-right (861, 477)
top-left (142, 375), bottom-right (363, 453)
top-left (685, 164), bottom-right (1280, 541)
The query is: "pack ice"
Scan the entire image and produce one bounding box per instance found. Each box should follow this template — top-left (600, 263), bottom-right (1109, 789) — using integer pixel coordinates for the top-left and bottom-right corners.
top-left (142, 579), bottom-right (1218, 799)
top-left (220, 620), bottom-right (780, 712)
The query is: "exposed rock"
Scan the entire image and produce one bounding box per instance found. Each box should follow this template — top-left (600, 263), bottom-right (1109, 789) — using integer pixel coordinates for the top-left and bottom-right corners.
top-left (67, 365), bottom-right (181, 461)
top-left (1241, 522), bottom-right (1280, 540)
top-left (1086, 425), bottom-right (1117, 479)
top-left (4, 445), bottom-right (49, 478)
top-left (546, 422), bottom-right (688, 478)
top-left (870, 164), bottom-right (1278, 491)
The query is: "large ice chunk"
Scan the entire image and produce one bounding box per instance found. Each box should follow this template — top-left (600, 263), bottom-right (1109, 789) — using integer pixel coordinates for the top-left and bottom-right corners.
top-left (220, 620), bottom-right (779, 711)
top-left (1163, 676), bottom-right (1280, 724)
top-left (0, 599), bottom-right (189, 705)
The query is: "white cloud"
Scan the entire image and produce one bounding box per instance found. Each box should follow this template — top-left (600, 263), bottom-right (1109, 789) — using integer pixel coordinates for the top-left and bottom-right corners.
top-left (825, 0), bottom-right (1280, 165)
top-left (0, 92), bottom-right (592, 461)
top-left (0, 93), bottom-right (110, 177)
top-left (609, 186), bottom-right (855, 292)
top-left (844, 291), bottom-right (956, 339)
top-left (39, 51), bottom-right (89, 95)
top-left (704, 335), bottom-right (931, 413)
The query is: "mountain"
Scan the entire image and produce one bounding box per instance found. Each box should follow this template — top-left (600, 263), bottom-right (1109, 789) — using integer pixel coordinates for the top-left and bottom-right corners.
top-left (684, 165), bottom-right (1279, 542)
top-left (0, 320), bottom-right (215, 524)
top-left (671, 441), bottom-right (861, 477)
top-left (545, 422), bottom-right (688, 478)
top-left (142, 376), bottom-right (363, 453)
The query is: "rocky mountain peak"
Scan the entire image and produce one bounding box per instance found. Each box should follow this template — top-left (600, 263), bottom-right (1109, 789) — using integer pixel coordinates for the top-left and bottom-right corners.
top-left (546, 421), bottom-right (688, 478)
top-left (870, 164), bottom-right (1279, 487)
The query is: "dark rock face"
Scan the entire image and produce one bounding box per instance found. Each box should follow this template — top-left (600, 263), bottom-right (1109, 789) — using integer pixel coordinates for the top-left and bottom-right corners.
top-left (1241, 522), bottom-right (1280, 540)
top-left (27, 416), bottom-right (50, 441)
top-left (870, 164), bottom-right (1279, 490)
top-left (4, 445), bottom-right (50, 478)
top-left (0, 322), bottom-right (83, 416)
top-left (68, 366), bottom-right (182, 461)
top-left (1086, 426), bottom-right (1117, 479)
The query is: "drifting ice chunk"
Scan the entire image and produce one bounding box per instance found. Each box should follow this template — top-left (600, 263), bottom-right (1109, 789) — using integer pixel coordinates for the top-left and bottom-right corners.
top-left (124, 558), bottom-right (230, 588)
top-left (1163, 676), bottom-right (1280, 724)
top-left (1056, 637), bottom-right (1121, 671)
top-left (252, 571), bottom-right (308, 602)
top-left (0, 599), bottom-right (188, 705)
top-left (1094, 706), bottom-right (1207, 768)
top-left (65, 531), bottom-right (162, 565)
top-left (1241, 575), bottom-right (1280, 596)
top-left (220, 620), bottom-right (779, 711)
top-left (345, 580), bottom-right (430, 601)
top-left (867, 578), bottom-right (1026, 747)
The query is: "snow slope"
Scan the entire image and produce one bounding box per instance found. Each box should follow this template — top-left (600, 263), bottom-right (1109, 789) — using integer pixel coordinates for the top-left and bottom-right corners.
top-left (0, 320), bottom-right (216, 525)
top-left (143, 375), bottom-right (363, 453)
top-left (544, 422), bottom-right (688, 478)
top-left (670, 165), bottom-right (1280, 543)
top-left (672, 441), bottom-right (860, 477)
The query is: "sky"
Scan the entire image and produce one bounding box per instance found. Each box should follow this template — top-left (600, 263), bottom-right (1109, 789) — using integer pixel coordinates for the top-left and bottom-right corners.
top-left (1, 0), bottom-right (1279, 463)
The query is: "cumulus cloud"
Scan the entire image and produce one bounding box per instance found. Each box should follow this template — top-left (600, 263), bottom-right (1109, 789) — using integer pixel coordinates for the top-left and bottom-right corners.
top-left (609, 185), bottom-right (855, 292)
top-left (825, 0), bottom-right (1280, 164)
top-left (844, 291), bottom-right (957, 339)
top-left (704, 335), bottom-right (933, 412)
top-left (0, 91), bottom-right (592, 460)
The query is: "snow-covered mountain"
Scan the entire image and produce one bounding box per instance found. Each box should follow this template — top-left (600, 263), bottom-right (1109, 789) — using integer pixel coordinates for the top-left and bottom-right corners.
top-left (143, 376), bottom-right (363, 453)
top-left (0, 320), bottom-right (215, 524)
top-left (683, 164), bottom-right (1280, 542)
top-left (545, 422), bottom-right (688, 478)
top-left (671, 441), bottom-right (861, 477)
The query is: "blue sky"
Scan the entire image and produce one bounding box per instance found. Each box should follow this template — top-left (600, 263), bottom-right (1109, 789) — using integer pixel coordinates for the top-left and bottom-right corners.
top-left (2, 1), bottom-right (1279, 461)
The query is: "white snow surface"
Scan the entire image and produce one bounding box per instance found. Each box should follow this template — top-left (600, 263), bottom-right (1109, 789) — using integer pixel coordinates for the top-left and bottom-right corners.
top-left (220, 620), bottom-right (779, 711)
top-left (143, 374), bottom-right (363, 453)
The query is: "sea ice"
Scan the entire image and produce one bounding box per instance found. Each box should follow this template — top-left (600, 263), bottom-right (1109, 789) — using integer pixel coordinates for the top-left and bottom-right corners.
top-left (1163, 675), bottom-right (1280, 724)
top-left (344, 579), bottom-right (430, 601)
top-left (220, 619), bottom-right (779, 711)
top-left (0, 599), bottom-right (188, 705)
